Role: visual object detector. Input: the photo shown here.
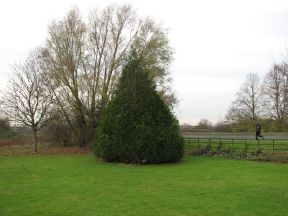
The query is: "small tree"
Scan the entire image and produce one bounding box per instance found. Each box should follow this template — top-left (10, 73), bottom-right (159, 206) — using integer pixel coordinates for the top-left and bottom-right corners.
top-left (1, 52), bottom-right (53, 153)
top-left (261, 63), bottom-right (288, 130)
top-left (195, 118), bottom-right (213, 130)
top-left (226, 73), bottom-right (263, 130)
top-left (0, 118), bottom-right (11, 135)
top-left (94, 51), bottom-right (183, 164)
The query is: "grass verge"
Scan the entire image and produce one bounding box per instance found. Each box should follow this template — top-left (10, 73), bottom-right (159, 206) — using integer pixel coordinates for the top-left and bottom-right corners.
top-left (0, 155), bottom-right (288, 216)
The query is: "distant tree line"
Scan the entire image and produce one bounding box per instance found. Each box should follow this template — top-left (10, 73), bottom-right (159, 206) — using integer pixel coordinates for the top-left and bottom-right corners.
top-left (184, 61), bottom-right (288, 133)
top-left (0, 4), bottom-right (175, 152)
top-left (226, 62), bottom-right (288, 132)
top-left (180, 119), bottom-right (231, 133)
top-left (183, 62), bottom-right (288, 134)
top-left (182, 61), bottom-right (288, 133)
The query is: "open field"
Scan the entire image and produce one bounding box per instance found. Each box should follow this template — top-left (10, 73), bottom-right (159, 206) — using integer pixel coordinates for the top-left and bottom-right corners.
top-left (1, 155), bottom-right (288, 216)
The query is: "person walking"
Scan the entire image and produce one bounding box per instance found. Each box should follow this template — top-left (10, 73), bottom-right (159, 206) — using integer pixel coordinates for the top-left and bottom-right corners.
top-left (256, 123), bottom-right (263, 140)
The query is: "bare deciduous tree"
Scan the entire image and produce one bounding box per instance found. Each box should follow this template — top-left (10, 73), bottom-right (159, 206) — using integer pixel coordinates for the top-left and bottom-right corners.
top-left (261, 63), bottom-right (288, 128)
top-left (1, 53), bottom-right (53, 153)
top-left (41, 8), bottom-right (88, 146)
top-left (40, 5), bottom-right (174, 146)
top-left (86, 5), bottom-right (140, 128)
top-left (195, 118), bottom-right (213, 129)
top-left (227, 73), bottom-right (262, 124)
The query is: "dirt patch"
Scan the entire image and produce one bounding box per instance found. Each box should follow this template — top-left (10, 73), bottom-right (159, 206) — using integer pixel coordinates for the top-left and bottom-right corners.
top-left (0, 145), bottom-right (91, 156)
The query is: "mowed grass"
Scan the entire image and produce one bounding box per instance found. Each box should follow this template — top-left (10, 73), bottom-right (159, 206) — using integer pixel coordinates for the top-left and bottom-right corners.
top-left (0, 155), bottom-right (288, 216)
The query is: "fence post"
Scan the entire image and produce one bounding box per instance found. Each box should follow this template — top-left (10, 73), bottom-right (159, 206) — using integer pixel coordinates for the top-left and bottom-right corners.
top-left (208, 138), bottom-right (211, 154)
top-left (232, 138), bottom-right (234, 154)
top-left (219, 138), bottom-right (222, 155)
top-left (245, 139), bottom-right (247, 157)
top-left (272, 139), bottom-right (275, 155)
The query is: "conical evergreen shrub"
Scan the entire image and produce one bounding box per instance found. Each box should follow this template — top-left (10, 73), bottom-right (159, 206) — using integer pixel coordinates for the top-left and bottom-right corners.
top-left (94, 51), bottom-right (184, 164)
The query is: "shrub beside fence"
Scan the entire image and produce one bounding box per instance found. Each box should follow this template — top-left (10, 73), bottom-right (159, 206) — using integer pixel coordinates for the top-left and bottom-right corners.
top-left (184, 137), bottom-right (288, 160)
top-left (0, 132), bottom-right (32, 147)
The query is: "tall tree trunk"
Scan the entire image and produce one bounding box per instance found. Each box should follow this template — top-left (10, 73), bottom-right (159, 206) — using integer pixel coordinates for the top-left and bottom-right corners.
top-left (32, 128), bottom-right (38, 154)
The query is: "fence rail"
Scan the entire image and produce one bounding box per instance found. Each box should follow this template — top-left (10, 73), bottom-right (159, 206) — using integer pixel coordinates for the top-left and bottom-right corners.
top-left (184, 137), bottom-right (288, 156)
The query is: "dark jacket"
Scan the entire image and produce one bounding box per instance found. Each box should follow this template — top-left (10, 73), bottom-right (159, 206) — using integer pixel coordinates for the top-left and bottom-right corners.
top-left (256, 123), bottom-right (261, 134)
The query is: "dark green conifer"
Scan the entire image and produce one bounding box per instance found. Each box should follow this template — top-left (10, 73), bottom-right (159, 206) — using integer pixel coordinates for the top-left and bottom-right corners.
top-left (94, 51), bottom-right (183, 164)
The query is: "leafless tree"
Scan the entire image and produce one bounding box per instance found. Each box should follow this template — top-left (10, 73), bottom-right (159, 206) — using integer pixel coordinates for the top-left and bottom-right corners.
top-left (261, 63), bottom-right (288, 128)
top-left (40, 5), bottom-right (174, 146)
top-left (227, 73), bottom-right (263, 124)
top-left (40, 8), bottom-right (88, 146)
top-left (85, 5), bottom-right (140, 129)
top-left (195, 118), bottom-right (213, 129)
top-left (1, 52), bottom-right (53, 153)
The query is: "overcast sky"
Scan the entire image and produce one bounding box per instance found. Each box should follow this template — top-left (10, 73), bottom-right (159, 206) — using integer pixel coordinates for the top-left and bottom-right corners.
top-left (1, 0), bottom-right (288, 125)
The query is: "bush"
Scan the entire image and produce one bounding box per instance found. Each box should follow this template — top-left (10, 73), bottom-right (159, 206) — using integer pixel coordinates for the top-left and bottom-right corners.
top-left (44, 118), bottom-right (76, 147)
top-left (43, 110), bottom-right (96, 147)
top-left (94, 51), bottom-right (184, 164)
top-left (0, 118), bottom-right (11, 135)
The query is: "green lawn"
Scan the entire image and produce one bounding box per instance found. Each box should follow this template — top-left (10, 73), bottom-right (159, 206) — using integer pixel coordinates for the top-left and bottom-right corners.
top-left (0, 155), bottom-right (288, 216)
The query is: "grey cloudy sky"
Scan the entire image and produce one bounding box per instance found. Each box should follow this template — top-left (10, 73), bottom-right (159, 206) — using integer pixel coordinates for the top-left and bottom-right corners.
top-left (1, 0), bottom-right (288, 124)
